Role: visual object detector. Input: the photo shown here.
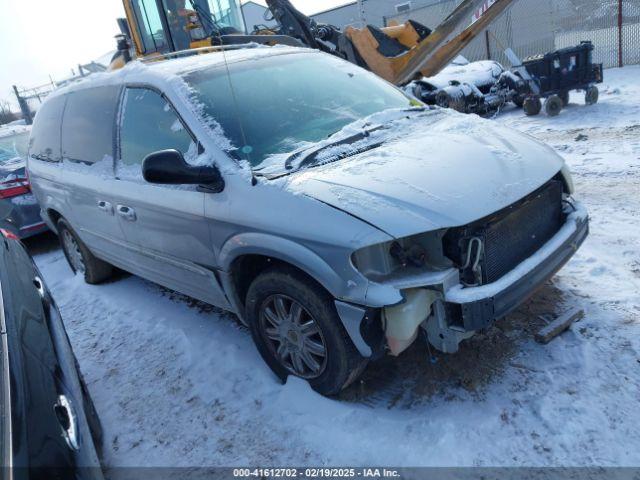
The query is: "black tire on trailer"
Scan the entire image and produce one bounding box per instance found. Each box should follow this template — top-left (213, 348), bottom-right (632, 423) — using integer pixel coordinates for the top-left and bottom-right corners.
top-left (544, 95), bottom-right (563, 117)
top-left (245, 266), bottom-right (368, 396)
top-left (559, 90), bottom-right (570, 106)
top-left (57, 218), bottom-right (113, 284)
top-left (585, 86), bottom-right (599, 105)
top-left (523, 95), bottom-right (542, 116)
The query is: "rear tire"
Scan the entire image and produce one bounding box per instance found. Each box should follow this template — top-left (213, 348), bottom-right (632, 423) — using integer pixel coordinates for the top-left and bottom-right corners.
top-left (544, 95), bottom-right (563, 117)
top-left (57, 218), bottom-right (113, 284)
top-left (523, 95), bottom-right (542, 116)
top-left (245, 266), bottom-right (367, 396)
top-left (585, 86), bottom-right (599, 105)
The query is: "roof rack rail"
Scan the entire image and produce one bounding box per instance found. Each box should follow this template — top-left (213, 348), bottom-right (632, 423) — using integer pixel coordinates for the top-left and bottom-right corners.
top-left (140, 43), bottom-right (261, 64)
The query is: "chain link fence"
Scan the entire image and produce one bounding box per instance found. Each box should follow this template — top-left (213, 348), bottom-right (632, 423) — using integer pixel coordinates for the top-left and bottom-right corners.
top-left (385, 0), bottom-right (640, 69)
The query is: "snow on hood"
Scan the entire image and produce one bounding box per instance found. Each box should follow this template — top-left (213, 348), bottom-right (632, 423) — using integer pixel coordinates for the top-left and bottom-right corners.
top-left (284, 110), bottom-right (564, 238)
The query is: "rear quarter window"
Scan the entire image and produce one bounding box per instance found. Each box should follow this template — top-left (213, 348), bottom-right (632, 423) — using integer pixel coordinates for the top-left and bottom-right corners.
top-left (61, 86), bottom-right (121, 164)
top-left (29, 95), bottom-right (67, 163)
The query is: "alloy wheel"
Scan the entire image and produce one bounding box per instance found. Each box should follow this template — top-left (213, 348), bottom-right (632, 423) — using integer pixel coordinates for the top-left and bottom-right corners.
top-left (62, 230), bottom-right (86, 273)
top-left (258, 294), bottom-right (328, 379)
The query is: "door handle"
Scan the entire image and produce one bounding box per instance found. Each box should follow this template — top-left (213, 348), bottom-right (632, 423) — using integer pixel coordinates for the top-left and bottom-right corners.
top-left (54, 395), bottom-right (79, 450)
top-left (116, 204), bottom-right (137, 221)
top-left (97, 200), bottom-right (114, 215)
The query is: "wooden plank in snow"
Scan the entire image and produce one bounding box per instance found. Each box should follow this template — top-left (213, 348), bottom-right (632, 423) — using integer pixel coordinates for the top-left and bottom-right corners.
top-left (535, 308), bottom-right (585, 344)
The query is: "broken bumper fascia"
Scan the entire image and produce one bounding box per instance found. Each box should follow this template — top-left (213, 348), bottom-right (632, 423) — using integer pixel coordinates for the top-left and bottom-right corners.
top-left (336, 202), bottom-right (588, 358)
top-left (443, 202), bottom-right (589, 331)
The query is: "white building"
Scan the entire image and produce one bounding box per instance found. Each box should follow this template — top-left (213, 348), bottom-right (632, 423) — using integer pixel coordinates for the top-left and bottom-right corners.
top-left (310, 0), bottom-right (441, 29)
top-left (240, 0), bottom-right (442, 31)
top-left (241, 0), bottom-right (278, 32)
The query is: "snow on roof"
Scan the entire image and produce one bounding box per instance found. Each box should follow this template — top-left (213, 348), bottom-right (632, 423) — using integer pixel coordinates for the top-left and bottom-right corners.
top-left (47, 44), bottom-right (310, 100)
top-left (143, 44), bottom-right (308, 75)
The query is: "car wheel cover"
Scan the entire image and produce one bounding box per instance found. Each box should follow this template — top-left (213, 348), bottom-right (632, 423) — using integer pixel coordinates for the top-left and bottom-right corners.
top-left (258, 294), bottom-right (328, 379)
top-left (62, 229), bottom-right (86, 273)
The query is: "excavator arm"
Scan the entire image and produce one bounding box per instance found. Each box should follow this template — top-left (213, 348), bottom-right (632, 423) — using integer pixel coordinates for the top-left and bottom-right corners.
top-left (264, 0), bottom-right (367, 67)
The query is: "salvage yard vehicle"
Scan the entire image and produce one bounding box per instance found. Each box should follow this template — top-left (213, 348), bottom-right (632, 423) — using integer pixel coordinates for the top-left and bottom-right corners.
top-left (0, 230), bottom-right (103, 477)
top-left (27, 45), bottom-right (588, 396)
top-left (407, 57), bottom-right (518, 115)
top-left (0, 125), bottom-right (48, 239)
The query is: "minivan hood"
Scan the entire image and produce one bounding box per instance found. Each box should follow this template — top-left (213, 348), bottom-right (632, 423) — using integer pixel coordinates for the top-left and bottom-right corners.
top-left (286, 112), bottom-right (564, 238)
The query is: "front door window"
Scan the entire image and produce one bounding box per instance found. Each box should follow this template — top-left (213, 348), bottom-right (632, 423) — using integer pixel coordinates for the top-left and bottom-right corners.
top-left (118, 88), bottom-right (196, 180)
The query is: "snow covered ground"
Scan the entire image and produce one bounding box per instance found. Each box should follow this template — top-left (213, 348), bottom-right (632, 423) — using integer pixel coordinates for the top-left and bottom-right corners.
top-left (27, 65), bottom-right (640, 469)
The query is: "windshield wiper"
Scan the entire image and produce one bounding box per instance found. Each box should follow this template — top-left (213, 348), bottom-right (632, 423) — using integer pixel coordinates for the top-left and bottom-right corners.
top-left (284, 125), bottom-right (386, 171)
top-left (279, 107), bottom-right (429, 173)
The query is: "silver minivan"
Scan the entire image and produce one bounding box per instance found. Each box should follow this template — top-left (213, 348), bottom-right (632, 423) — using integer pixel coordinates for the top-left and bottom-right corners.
top-left (28, 45), bottom-right (588, 395)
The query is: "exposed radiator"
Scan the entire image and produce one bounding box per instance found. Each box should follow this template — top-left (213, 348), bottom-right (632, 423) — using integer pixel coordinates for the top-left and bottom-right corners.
top-left (444, 180), bottom-right (564, 285)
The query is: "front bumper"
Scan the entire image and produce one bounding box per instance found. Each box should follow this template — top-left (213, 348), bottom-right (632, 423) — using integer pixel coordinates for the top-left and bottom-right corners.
top-left (443, 202), bottom-right (589, 331)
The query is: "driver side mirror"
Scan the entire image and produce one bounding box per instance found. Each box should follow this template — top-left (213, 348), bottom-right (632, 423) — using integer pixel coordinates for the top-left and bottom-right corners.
top-left (142, 149), bottom-right (224, 193)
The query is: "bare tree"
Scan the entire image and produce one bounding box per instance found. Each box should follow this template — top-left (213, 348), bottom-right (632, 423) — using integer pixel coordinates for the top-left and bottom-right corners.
top-left (0, 100), bottom-right (18, 125)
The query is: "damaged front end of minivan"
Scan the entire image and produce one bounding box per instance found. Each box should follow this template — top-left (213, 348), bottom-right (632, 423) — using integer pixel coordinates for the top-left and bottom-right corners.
top-left (335, 172), bottom-right (588, 360)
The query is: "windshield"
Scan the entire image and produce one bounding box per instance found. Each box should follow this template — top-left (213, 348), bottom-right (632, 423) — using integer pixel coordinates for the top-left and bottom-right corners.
top-left (182, 52), bottom-right (414, 169)
top-left (0, 132), bottom-right (29, 165)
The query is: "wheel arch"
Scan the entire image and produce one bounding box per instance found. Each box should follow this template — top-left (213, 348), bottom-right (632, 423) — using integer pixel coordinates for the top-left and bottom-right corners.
top-left (218, 233), bottom-right (365, 315)
top-left (44, 207), bottom-right (64, 233)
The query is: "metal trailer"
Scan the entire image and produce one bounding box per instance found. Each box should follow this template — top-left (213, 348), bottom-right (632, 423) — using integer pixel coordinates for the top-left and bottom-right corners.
top-left (515, 40), bottom-right (604, 117)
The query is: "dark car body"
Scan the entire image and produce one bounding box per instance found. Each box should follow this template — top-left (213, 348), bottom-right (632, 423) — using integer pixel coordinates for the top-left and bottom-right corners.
top-left (0, 126), bottom-right (48, 240)
top-left (0, 233), bottom-right (103, 479)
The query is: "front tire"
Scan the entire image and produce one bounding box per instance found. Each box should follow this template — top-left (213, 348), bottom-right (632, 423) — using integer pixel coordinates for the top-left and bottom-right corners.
top-left (57, 218), bottom-right (113, 284)
top-left (523, 95), bottom-right (542, 116)
top-left (245, 267), bottom-right (367, 396)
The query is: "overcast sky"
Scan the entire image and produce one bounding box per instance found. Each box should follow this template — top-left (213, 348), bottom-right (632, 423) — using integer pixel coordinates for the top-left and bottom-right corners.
top-left (0, 0), bottom-right (347, 107)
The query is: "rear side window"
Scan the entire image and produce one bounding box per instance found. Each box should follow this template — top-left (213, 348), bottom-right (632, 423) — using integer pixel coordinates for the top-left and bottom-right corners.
top-left (61, 86), bottom-right (120, 164)
top-left (29, 95), bottom-right (66, 163)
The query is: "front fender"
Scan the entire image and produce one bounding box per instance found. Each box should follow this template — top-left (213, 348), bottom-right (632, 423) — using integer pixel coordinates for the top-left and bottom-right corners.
top-left (219, 232), bottom-right (366, 303)
top-left (218, 232), bottom-right (396, 358)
